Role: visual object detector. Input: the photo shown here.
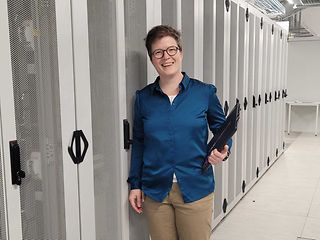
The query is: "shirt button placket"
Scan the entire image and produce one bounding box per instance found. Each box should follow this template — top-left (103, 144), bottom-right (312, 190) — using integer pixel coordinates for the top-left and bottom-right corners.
top-left (168, 103), bottom-right (175, 166)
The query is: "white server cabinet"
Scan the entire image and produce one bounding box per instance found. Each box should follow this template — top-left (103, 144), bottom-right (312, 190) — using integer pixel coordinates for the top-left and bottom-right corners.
top-left (162, 0), bottom-right (181, 29)
top-left (279, 28), bottom-right (287, 155)
top-left (252, 12), bottom-right (264, 183)
top-left (212, 0), bottom-right (232, 226)
top-left (259, 19), bottom-right (268, 172)
top-left (203, 0), bottom-right (217, 85)
top-left (279, 30), bottom-right (285, 153)
top-left (270, 25), bottom-right (277, 165)
top-left (237, 0), bottom-right (250, 199)
top-left (226, 0), bottom-right (240, 214)
top-left (1, 0), bottom-right (130, 239)
top-left (274, 27), bottom-right (282, 160)
top-left (85, 0), bottom-right (130, 239)
top-left (146, 0), bottom-right (162, 82)
top-left (272, 26), bottom-right (280, 164)
top-left (271, 23), bottom-right (279, 164)
top-left (0, 0), bottom-right (86, 239)
top-left (0, 0), bottom-right (23, 238)
top-left (266, 21), bottom-right (274, 170)
top-left (181, 0), bottom-right (204, 79)
top-left (278, 31), bottom-right (284, 152)
top-left (278, 28), bottom-right (287, 156)
top-left (280, 31), bottom-right (288, 152)
top-left (277, 26), bottom-right (285, 157)
top-left (124, 0), bottom-right (155, 239)
top-left (0, 0), bottom-right (289, 239)
top-left (246, 10), bottom-right (256, 187)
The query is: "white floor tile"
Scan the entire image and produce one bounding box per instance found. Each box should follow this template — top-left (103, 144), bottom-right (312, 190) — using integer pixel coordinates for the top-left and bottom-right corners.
top-left (300, 217), bottom-right (320, 240)
top-left (213, 209), bottom-right (305, 240)
top-left (308, 185), bottom-right (320, 219)
top-left (308, 202), bottom-right (320, 219)
top-left (311, 183), bottom-right (320, 204)
top-left (213, 133), bottom-right (320, 240)
top-left (239, 185), bottom-right (313, 217)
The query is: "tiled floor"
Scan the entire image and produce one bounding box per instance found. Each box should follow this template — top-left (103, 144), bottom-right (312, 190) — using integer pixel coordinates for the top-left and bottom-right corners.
top-left (213, 133), bottom-right (320, 240)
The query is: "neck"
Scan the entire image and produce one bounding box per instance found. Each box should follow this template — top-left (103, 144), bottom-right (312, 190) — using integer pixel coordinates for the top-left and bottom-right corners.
top-left (159, 72), bottom-right (184, 96)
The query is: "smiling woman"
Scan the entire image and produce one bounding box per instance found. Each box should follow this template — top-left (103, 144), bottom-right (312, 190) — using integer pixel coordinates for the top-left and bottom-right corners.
top-left (127, 25), bottom-right (232, 240)
top-left (149, 35), bottom-right (184, 94)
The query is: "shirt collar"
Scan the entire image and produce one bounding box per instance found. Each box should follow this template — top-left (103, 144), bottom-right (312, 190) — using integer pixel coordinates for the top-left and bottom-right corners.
top-left (152, 72), bottom-right (190, 94)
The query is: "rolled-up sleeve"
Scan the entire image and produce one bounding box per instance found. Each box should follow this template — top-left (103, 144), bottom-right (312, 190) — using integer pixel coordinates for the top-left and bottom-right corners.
top-left (207, 85), bottom-right (232, 151)
top-left (127, 91), bottom-right (144, 189)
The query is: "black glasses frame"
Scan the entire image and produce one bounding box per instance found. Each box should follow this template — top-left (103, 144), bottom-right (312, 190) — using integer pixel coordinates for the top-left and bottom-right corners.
top-left (152, 46), bottom-right (180, 59)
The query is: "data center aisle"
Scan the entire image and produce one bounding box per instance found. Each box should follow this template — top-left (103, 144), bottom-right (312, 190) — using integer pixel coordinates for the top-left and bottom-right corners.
top-left (213, 133), bottom-right (320, 240)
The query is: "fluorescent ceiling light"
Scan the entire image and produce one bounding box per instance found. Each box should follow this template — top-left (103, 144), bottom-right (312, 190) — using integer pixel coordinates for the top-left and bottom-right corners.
top-left (251, 0), bottom-right (286, 15)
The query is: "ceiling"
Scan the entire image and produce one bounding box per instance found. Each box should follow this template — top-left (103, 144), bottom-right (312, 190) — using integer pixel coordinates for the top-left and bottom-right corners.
top-left (246, 0), bottom-right (320, 40)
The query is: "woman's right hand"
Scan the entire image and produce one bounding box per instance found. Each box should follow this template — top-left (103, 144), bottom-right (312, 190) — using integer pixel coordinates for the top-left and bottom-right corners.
top-left (129, 189), bottom-right (144, 214)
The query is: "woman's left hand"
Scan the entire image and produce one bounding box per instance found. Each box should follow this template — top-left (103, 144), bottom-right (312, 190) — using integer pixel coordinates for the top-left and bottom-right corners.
top-left (207, 145), bottom-right (229, 165)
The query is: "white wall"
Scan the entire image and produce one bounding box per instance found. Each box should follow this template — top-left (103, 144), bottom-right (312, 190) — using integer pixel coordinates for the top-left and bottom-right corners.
top-left (302, 7), bottom-right (320, 38)
top-left (287, 40), bottom-right (320, 133)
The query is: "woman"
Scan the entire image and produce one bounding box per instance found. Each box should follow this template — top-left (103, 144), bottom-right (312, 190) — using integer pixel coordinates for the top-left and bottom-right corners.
top-left (127, 25), bottom-right (231, 240)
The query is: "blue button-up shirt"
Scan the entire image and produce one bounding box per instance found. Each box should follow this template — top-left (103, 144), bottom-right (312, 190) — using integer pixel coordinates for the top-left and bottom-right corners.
top-left (127, 73), bottom-right (232, 203)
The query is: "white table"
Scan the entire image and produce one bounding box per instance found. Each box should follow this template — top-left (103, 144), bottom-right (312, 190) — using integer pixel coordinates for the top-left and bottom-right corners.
top-left (287, 101), bottom-right (320, 136)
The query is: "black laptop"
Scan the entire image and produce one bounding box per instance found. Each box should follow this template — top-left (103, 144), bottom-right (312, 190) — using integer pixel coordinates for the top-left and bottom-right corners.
top-left (202, 101), bottom-right (241, 172)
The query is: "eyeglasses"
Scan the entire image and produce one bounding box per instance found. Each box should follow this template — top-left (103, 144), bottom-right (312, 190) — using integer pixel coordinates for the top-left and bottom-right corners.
top-left (152, 46), bottom-right (180, 59)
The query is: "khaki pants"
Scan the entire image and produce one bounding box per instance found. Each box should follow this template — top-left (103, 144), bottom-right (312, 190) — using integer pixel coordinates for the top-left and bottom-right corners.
top-left (144, 183), bottom-right (213, 240)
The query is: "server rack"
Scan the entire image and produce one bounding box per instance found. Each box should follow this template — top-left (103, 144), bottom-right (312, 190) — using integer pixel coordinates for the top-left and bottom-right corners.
top-left (0, 0), bottom-right (288, 239)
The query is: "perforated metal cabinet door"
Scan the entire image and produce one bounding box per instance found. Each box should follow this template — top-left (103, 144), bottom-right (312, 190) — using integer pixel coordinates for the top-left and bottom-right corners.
top-left (0, 0), bottom-right (23, 238)
top-left (252, 14), bottom-right (264, 181)
top-left (4, 0), bottom-right (78, 239)
top-left (181, 0), bottom-right (195, 77)
top-left (162, 0), bottom-right (180, 29)
top-left (236, 2), bottom-right (249, 198)
top-left (227, 0), bottom-right (239, 207)
top-left (260, 22), bottom-right (269, 170)
top-left (124, 1), bottom-right (150, 239)
top-left (270, 27), bottom-right (279, 164)
top-left (85, 0), bottom-right (131, 239)
top-left (275, 27), bottom-right (283, 160)
top-left (266, 22), bottom-right (275, 168)
top-left (213, 0), bottom-right (232, 222)
top-left (203, 0), bottom-right (216, 85)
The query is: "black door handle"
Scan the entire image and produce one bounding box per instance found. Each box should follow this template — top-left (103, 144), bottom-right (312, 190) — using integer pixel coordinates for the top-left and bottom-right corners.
top-left (224, 101), bottom-right (229, 116)
top-left (68, 130), bottom-right (89, 164)
top-left (253, 95), bottom-right (257, 108)
top-left (244, 97), bottom-right (248, 110)
top-left (258, 94), bottom-right (261, 106)
top-left (9, 140), bottom-right (25, 185)
top-left (236, 98), bottom-right (241, 111)
top-left (265, 93), bottom-right (268, 104)
top-left (246, 8), bottom-right (249, 22)
top-left (123, 119), bottom-right (133, 150)
top-left (269, 92), bottom-right (272, 102)
top-left (225, 0), bottom-right (230, 12)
